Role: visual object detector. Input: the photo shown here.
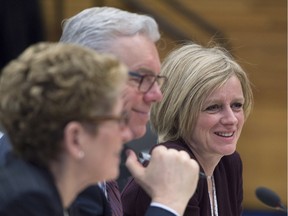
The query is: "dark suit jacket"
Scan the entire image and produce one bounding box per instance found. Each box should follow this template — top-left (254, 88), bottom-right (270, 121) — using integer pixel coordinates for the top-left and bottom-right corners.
top-left (121, 139), bottom-right (243, 216)
top-left (0, 154), bottom-right (64, 216)
top-left (69, 183), bottom-right (177, 216)
top-left (0, 134), bottom-right (12, 166)
top-left (0, 136), bottom-right (175, 216)
top-left (68, 185), bottom-right (112, 216)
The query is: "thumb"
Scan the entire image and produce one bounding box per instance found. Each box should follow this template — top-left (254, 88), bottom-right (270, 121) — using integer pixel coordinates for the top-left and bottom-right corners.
top-left (125, 149), bottom-right (145, 179)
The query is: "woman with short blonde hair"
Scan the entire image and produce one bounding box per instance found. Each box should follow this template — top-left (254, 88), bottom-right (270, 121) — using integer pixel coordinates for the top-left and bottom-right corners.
top-left (122, 42), bottom-right (253, 216)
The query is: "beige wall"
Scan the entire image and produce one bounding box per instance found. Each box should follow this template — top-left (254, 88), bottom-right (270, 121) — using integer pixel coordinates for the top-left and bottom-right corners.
top-left (41, 0), bottom-right (287, 210)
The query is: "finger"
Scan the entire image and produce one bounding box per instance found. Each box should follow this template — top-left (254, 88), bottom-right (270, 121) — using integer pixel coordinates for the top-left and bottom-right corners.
top-left (178, 150), bottom-right (191, 160)
top-left (190, 159), bottom-right (200, 173)
top-left (125, 149), bottom-right (144, 179)
top-left (150, 145), bottom-right (167, 158)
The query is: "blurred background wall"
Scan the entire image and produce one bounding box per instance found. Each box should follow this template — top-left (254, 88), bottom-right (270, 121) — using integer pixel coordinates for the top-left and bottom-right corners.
top-left (2, 0), bottom-right (287, 213)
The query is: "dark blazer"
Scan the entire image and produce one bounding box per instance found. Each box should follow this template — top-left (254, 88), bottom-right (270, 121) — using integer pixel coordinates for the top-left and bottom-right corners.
top-left (0, 154), bottom-right (64, 216)
top-left (68, 185), bottom-right (112, 216)
top-left (121, 139), bottom-right (243, 216)
top-left (0, 134), bottom-right (11, 166)
top-left (69, 182), bottom-right (177, 216)
top-left (0, 136), bottom-right (176, 216)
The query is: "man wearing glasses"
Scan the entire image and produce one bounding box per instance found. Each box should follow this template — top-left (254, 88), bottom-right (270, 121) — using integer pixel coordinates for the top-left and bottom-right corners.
top-left (59, 6), bottom-right (191, 216)
top-left (59, 7), bottom-right (177, 216)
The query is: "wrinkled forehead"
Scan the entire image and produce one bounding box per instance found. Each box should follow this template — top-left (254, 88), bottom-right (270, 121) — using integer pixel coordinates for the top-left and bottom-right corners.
top-left (108, 35), bottom-right (161, 75)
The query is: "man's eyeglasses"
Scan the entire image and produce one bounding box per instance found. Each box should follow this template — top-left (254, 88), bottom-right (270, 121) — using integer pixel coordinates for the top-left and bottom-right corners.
top-left (128, 71), bottom-right (167, 93)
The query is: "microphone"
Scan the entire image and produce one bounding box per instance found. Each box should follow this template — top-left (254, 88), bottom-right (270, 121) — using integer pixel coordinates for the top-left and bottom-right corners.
top-left (255, 186), bottom-right (287, 213)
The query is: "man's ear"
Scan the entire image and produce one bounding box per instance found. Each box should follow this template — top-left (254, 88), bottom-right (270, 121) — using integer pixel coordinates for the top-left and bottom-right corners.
top-left (63, 122), bottom-right (85, 160)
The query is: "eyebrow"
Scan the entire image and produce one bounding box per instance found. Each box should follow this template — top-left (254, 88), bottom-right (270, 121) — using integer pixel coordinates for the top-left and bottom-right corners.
top-left (133, 68), bottom-right (156, 75)
top-left (204, 97), bottom-right (245, 105)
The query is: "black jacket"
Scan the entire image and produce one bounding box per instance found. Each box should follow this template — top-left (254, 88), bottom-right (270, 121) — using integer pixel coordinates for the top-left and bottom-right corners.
top-left (0, 154), bottom-right (64, 216)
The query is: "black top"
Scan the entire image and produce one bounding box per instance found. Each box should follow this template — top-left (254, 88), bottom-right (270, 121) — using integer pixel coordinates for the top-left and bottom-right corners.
top-left (121, 138), bottom-right (243, 216)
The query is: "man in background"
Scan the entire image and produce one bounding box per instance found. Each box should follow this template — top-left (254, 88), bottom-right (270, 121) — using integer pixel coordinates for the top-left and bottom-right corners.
top-left (59, 6), bottom-right (178, 216)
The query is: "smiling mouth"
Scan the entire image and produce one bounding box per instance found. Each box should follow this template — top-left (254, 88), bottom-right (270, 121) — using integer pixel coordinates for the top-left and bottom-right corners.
top-left (215, 132), bottom-right (234, 137)
top-left (132, 108), bottom-right (149, 115)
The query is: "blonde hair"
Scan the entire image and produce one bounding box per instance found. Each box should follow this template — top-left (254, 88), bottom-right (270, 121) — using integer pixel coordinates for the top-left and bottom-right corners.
top-left (151, 42), bottom-right (253, 143)
top-left (0, 42), bottom-right (127, 166)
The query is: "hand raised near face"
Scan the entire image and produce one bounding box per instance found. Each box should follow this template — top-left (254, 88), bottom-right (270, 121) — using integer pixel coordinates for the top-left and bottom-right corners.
top-left (125, 146), bottom-right (200, 216)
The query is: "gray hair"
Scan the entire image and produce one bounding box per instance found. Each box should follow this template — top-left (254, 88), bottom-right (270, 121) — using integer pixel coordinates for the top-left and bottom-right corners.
top-left (151, 42), bottom-right (253, 143)
top-left (60, 7), bottom-right (160, 52)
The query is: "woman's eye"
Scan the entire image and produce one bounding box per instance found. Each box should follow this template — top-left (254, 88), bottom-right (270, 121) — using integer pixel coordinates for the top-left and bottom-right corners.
top-left (232, 102), bottom-right (243, 110)
top-left (205, 104), bottom-right (220, 112)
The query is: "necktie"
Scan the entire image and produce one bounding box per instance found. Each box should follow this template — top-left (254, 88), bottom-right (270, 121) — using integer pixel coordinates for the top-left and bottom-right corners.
top-left (106, 180), bottom-right (123, 216)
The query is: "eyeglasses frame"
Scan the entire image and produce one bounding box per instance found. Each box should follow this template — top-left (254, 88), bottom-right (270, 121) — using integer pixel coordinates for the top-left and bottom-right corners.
top-left (128, 71), bottom-right (167, 93)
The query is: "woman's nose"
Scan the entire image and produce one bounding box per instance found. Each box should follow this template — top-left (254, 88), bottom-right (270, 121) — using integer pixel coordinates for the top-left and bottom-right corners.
top-left (220, 108), bottom-right (238, 125)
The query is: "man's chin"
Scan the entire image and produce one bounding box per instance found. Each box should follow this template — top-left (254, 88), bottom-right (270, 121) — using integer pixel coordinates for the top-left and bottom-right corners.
top-left (131, 126), bottom-right (147, 140)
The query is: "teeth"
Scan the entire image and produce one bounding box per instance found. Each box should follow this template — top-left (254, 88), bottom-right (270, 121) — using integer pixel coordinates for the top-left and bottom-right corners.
top-left (216, 132), bottom-right (233, 137)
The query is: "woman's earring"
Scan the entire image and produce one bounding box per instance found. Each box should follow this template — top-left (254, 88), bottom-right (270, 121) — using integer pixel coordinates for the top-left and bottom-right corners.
top-left (78, 151), bottom-right (85, 159)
